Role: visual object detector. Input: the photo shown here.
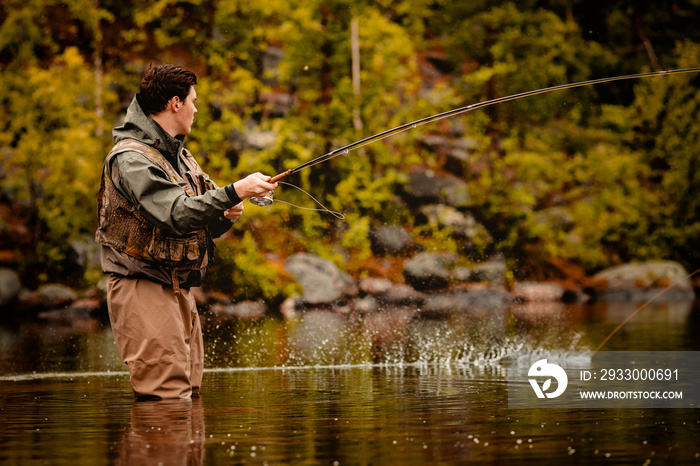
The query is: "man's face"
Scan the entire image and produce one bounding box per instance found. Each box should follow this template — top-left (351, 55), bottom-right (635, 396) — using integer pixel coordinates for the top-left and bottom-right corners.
top-left (174, 86), bottom-right (198, 136)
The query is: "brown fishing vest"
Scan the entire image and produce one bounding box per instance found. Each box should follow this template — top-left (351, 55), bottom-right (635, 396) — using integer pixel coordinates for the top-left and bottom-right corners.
top-left (95, 139), bottom-right (217, 289)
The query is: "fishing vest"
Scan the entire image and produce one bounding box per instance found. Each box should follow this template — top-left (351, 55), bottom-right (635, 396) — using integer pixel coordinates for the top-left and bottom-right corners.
top-left (95, 139), bottom-right (216, 289)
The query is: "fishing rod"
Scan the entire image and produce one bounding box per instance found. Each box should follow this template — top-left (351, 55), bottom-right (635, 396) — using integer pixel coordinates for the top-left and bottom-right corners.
top-left (250, 67), bottom-right (700, 206)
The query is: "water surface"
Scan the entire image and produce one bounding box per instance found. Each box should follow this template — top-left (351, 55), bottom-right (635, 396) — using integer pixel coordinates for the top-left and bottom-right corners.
top-left (1, 300), bottom-right (699, 464)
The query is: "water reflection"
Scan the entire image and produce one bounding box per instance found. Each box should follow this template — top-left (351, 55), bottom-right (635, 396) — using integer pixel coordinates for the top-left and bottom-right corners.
top-left (1, 305), bottom-right (700, 466)
top-left (114, 398), bottom-right (205, 466)
top-left (1, 300), bottom-right (698, 376)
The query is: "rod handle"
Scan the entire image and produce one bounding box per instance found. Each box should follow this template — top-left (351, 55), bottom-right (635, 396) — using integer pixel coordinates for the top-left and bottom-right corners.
top-left (270, 170), bottom-right (292, 183)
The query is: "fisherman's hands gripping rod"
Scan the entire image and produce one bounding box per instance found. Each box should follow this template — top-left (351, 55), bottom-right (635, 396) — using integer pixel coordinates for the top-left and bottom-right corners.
top-left (250, 67), bottom-right (700, 208)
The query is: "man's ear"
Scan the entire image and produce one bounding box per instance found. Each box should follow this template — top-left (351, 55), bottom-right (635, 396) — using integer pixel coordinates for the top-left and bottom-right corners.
top-left (169, 96), bottom-right (181, 111)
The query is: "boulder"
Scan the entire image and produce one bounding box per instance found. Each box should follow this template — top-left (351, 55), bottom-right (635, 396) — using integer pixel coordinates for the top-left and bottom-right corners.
top-left (404, 169), bottom-right (470, 208)
top-left (419, 205), bottom-right (493, 252)
top-left (38, 284), bottom-right (77, 308)
top-left (353, 295), bottom-right (380, 314)
top-left (403, 253), bottom-right (450, 291)
top-left (358, 277), bottom-right (394, 296)
top-left (469, 257), bottom-right (506, 287)
top-left (209, 300), bottom-right (268, 320)
top-left (0, 268), bottom-right (21, 308)
top-left (17, 290), bottom-right (48, 312)
top-left (369, 225), bottom-right (415, 256)
top-left (419, 204), bottom-right (474, 237)
top-left (284, 253), bottom-right (358, 306)
top-left (592, 261), bottom-right (695, 302)
top-left (383, 283), bottom-right (426, 306)
top-left (512, 282), bottom-right (566, 303)
top-left (69, 236), bottom-right (102, 271)
top-left (280, 296), bottom-right (299, 319)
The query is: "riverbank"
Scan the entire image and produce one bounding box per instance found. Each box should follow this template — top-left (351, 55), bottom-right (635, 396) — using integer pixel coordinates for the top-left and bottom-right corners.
top-left (0, 257), bottom-right (695, 324)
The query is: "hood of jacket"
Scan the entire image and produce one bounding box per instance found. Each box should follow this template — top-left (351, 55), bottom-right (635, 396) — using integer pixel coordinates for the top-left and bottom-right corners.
top-left (112, 95), bottom-right (185, 167)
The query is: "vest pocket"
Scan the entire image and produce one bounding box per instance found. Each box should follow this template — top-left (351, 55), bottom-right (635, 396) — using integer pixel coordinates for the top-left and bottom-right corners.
top-left (148, 231), bottom-right (206, 267)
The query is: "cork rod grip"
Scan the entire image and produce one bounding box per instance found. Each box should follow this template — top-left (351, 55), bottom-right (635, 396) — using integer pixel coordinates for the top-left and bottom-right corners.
top-left (270, 170), bottom-right (292, 183)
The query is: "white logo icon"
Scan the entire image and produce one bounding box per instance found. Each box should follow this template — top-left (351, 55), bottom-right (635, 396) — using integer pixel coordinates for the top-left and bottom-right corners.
top-left (528, 359), bottom-right (568, 399)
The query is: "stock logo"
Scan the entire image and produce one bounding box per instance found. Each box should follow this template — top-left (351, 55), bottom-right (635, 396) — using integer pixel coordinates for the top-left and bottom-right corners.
top-left (528, 359), bottom-right (568, 399)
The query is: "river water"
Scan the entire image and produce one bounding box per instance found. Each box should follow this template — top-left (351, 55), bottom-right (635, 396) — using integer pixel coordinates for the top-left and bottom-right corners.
top-left (1, 299), bottom-right (699, 464)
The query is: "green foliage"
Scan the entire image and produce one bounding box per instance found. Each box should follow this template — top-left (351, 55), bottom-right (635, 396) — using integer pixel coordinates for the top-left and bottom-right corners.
top-left (626, 41), bottom-right (700, 267)
top-left (0, 47), bottom-right (114, 285)
top-left (1, 0), bottom-right (699, 292)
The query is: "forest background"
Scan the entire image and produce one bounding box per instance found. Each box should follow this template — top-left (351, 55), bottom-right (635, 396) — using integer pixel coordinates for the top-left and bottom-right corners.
top-left (1, 0), bottom-right (699, 303)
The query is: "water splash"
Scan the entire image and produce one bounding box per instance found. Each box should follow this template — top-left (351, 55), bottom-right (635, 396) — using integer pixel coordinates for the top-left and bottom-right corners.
top-left (204, 308), bottom-right (589, 370)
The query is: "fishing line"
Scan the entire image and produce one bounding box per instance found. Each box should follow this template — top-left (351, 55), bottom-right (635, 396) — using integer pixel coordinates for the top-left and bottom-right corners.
top-left (592, 268), bottom-right (700, 354)
top-left (254, 181), bottom-right (345, 219)
top-left (252, 68), bottom-right (700, 219)
top-left (250, 67), bottom-right (700, 349)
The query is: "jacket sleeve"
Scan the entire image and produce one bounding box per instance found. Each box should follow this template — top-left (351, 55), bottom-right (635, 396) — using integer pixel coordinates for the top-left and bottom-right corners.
top-left (111, 151), bottom-right (241, 236)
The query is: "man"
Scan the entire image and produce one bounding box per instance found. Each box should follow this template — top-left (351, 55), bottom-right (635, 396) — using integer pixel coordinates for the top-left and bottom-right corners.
top-left (96, 64), bottom-right (277, 399)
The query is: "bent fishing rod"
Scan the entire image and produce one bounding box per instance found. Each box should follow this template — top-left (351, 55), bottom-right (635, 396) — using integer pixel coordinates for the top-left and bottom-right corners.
top-left (250, 67), bottom-right (700, 206)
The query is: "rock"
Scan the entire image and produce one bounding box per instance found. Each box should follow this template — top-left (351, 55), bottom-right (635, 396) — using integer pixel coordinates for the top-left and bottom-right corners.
top-left (206, 291), bottom-right (232, 305)
top-left (17, 290), bottom-right (48, 312)
top-left (69, 298), bottom-right (101, 314)
top-left (417, 133), bottom-right (479, 177)
top-left (512, 282), bottom-right (566, 303)
top-left (469, 257), bottom-right (506, 287)
top-left (353, 295), bottom-right (380, 313)
top-left (359, 277), bottom-right (394, 296)
top-left (419, 205), bottom-right (493, 251)
top-left (420, 205), bottom-right (473, 237)
top-left (403, 253), bottom-right (450, 291)
top-left (383, 283), bottom-right (426, 306)
top-left (260, 91), bottom-right (296, 118)
top-left (284, 253), bottom-right (358, 306)
top-left (369, 225), bottom-right (415, 256)
top-left (69, 236), bottom-right (102, 270)
top-left (280, 296), bottom-right (299, 319)
top-left (209, 300), bottom-right (267, 320)
top-left (404, 169), bottom-right (470, 208)
top-left (245, 130), bottom-right (278, 150)
top-left (0, 268), bottom-right (21, 308)
top-left (592, 261), bottom-right (695, 302)
top-left (38, 284), bottom-right (77, 308)
top-left (38, 296), bottom-right (102, 321)
top-left (451, 267), bottom-right (472, 282)
top-left (38, 307), bottom-right (91, 322)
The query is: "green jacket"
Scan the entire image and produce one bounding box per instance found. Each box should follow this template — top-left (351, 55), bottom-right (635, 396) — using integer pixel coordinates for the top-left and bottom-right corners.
top-left (99, 95), bottom-right (241, 288)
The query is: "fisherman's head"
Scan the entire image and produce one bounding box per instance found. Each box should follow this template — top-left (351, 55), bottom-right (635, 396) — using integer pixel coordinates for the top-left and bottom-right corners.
top-left (139, 64), bottom-right (199, 136)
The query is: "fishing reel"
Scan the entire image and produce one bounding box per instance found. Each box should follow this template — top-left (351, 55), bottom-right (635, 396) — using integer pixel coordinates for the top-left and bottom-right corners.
top-left (250, 190), bottom-right (274, 206)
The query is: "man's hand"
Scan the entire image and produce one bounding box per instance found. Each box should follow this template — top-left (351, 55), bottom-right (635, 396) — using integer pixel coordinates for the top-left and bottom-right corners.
top-left (232, 172), bottom-right (278, 199)
top-left (224, 202), bottom-right (244, 220)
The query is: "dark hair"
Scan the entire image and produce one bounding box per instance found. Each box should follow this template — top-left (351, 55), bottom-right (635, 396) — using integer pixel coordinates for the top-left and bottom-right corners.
top-left (139, 64), bottom-right (198, 116)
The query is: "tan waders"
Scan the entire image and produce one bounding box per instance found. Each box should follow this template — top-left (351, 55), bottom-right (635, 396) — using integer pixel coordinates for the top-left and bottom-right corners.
top-left (107, 276), bottom-right (204, 399)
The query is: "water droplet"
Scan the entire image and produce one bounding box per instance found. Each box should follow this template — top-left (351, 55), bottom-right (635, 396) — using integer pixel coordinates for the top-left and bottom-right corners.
top-left (411, 124), bottom-right (417, 129)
